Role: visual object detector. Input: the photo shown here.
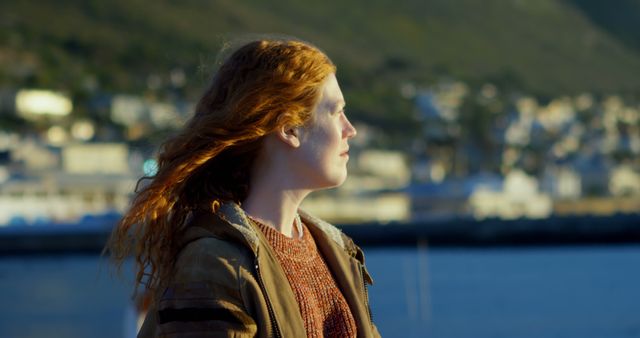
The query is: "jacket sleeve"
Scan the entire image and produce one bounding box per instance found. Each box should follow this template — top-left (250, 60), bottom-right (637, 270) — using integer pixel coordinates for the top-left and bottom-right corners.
top-left (138, 238), bottom-right (258, 338)
top-left (372, 323), bottom-right (382, 338)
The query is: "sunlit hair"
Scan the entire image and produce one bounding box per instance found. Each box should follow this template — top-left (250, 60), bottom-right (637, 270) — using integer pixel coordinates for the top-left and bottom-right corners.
top-left (106, 39), bottom-right (336, 296)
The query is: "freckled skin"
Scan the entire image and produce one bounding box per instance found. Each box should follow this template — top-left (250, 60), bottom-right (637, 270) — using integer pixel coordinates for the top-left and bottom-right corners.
top-left (295, 74), bottom-right (357, 189)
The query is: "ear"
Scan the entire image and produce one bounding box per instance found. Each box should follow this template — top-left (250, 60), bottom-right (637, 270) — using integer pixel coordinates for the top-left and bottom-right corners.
top-left (276, 125), bottom-right (301, 148)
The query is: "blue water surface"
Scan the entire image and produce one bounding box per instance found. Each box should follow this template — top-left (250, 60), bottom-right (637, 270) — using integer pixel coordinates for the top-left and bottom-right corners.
top-left (1, 245), bottom-right (639, 338)
top-left (0, 256), bottom-right (135, 338)
top-left (366, 245), bottom-right (640, 338)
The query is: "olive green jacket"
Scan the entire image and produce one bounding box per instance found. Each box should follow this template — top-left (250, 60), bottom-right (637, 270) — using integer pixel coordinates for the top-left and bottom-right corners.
top-left (138, 202), bottom-right (381, 338)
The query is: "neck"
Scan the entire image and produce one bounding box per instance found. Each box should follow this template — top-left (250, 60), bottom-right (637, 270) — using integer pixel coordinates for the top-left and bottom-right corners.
top-left (242, 134), bottom-right (316, 238)
top-left (242, 181), bottom-right (310, 239)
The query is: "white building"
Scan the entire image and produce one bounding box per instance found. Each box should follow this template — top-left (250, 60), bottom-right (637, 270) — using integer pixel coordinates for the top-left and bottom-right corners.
top-left (609, 165), bottom-right (640, 196)
top-left (0, 172), bottom-right (134, 226)
top-left (469, 170), bottom-right (552, 219)
top-left (541, 165), bottom-right (582, 199)
top-left (62, 143), bottom-right (130, 175)
top-left (111, 95), bottom-right (147, 126)
top-left (15, 89), bottom-right (72, 120)
top-left (303, 149), bottom-right (411, 223)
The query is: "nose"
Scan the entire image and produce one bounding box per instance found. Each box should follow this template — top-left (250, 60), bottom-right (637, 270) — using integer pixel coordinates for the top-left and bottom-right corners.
top-left (343, 115), bottom-right (357, 139)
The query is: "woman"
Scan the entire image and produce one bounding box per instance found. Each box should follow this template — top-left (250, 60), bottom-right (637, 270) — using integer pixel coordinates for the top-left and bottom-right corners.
top-left (107, 38), bottom-right (380, 338)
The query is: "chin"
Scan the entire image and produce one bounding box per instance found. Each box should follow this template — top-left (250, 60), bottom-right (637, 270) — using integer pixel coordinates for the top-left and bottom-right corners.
top-left (309, 174), bottom-right (345, 191)
top-left (326, 171), bottom-right (348, 188)
top-left (307, 166), bottom-right (348, 190)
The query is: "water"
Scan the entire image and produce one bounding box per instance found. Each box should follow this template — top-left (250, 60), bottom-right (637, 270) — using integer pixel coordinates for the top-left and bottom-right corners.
top-left (0, 256), bottom-right (136, 338)
top-left (367, 245), bottom-right (640, 338)
top-left (1, 245), bottom-right (639, 338)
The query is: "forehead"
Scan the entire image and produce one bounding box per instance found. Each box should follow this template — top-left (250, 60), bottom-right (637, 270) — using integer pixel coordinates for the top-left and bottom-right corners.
top-left (317, 73), bottom-right (344, 111)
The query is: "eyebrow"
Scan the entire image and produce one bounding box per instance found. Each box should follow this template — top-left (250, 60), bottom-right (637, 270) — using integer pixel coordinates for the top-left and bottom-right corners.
top-left (331, 99), bottom-right (346, 112)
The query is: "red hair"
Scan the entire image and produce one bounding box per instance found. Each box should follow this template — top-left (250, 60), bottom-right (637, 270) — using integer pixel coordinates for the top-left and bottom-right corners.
top-left (106, 39), bottom-right (336, 295)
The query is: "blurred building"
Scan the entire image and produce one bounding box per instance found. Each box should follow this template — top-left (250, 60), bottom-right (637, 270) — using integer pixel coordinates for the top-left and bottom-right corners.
top-left (0, 173), bottom-right (134, 225)
top-left (351, 150), bottom-right (410, 189)
top-left (110, 94), bottom-right (188, 139)
top-left (302, 149), bottom-right (411, 223)
top-left (414, 81), bottom-right (467, 145)
top-left (111, 95), bottom-right (147, 127)
top-left (0, 139), bottom-right (136, 226)
top-left (62, 143), bottom-right (129, 175)
top-left (15, 89), bottom-right (72, 120)
top-left (302, 193), bottom-right (409, 224)
top-left (407, 179), bottom-right (473, 220)
top-left (469, 170), bottom-right (552, 219)
top-left (609, 164), bottom-right (640, 196)
top-left (541, 165), bottom-right (582, 199)
top-left (9, 138), bottom-right (59, 171)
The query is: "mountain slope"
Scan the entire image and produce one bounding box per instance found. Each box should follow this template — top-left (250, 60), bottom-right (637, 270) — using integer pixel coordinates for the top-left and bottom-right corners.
top-left (1, 0), bottom-right (639, 138)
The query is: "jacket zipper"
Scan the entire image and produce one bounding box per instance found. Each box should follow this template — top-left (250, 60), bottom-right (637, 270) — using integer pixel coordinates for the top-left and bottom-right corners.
top-left (255, 257), bottom-right (282, 338)
top-left (360, 264), bottom-right (373, 323)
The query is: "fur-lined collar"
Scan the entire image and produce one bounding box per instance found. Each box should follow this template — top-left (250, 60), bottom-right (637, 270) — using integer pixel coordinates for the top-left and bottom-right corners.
top-left (214, 201), bottom-right (348, 253)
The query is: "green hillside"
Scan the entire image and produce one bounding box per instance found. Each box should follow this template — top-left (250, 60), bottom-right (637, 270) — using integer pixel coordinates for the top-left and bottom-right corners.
top-left (1, 0), bottom-right (640, 142)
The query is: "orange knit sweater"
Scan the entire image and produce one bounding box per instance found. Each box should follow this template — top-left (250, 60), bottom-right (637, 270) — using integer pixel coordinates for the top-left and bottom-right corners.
top-left (254, 219), bottom-right (357, 338)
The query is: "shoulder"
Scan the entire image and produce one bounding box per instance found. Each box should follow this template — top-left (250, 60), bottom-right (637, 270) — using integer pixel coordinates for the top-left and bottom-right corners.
top-left (299, 210), bottom-right (345, 244)
top-left (150, 238), bottom-right (259, 338)
top-left (299, 209), bottom-right (363, 261)
top-left (159, 236), bottom-right (255, 315)
top-left (173, 236), bottom-right (254, 283)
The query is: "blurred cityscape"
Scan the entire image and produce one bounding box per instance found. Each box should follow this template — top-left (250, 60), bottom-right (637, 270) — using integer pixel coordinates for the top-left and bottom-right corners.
top-left (1, 3), bottom-right (640, 338)
top-left (0, 77), bottom-right (638, 227)
top-left (2, 0), bottom-right (640, 229)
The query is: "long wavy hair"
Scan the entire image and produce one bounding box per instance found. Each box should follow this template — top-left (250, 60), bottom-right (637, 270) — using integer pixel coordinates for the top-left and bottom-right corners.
top-left (106, 39), bottom-right (336, 296)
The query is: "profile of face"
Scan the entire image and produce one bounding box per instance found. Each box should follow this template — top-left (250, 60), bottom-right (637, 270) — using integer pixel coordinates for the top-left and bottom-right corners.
top-left (291, 73), bottom-right (357, 190)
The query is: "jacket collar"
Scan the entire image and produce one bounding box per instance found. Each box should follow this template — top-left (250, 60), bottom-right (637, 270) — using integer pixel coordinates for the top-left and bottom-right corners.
top-left (180, 201), bottom-right (358, 260)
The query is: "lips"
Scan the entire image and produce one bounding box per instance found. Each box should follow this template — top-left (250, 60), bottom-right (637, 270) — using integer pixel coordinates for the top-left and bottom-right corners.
top-left (340, 147), bottom-right (350, 156)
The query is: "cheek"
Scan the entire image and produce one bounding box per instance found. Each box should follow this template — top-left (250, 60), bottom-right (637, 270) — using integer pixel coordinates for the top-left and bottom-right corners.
top-left (318, 127), bottom-right (341, 158)
top-left (299, 118), bottom-right (343, 167)
top-left (308, 124), bottom-right (335, 150)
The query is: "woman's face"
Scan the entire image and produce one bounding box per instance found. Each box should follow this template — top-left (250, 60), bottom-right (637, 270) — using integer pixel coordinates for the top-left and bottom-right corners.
top-left (295, 73), bottom-right (357, 189)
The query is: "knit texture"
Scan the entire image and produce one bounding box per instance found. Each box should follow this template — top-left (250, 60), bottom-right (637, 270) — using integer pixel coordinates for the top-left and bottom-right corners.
top-left (254, 219), bottom-right (357, 338)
